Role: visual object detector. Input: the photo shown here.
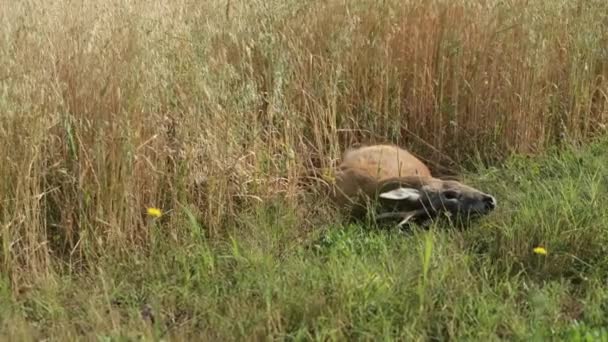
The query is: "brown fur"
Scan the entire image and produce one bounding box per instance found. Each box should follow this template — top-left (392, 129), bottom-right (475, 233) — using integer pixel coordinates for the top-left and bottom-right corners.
top-left (339, 144), bottom-right (432, 180)
top-left (331, 144), bottom-right (432, 208)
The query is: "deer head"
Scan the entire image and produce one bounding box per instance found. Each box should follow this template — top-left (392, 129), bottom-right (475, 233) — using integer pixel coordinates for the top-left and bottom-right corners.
top-left (375, 176), bottom-right (496, 226)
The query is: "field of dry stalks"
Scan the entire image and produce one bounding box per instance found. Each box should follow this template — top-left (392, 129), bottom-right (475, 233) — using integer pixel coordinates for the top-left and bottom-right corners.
top-left (1, 0), bottom-right (608, 339)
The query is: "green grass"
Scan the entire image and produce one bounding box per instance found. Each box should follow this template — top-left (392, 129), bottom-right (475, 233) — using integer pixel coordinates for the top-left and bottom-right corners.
top-left (2, 138), bottom-right (608, 341)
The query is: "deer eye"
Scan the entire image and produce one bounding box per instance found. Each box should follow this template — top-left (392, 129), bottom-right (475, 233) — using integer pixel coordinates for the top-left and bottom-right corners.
top-left (443, 190), bottom-right (460, 200)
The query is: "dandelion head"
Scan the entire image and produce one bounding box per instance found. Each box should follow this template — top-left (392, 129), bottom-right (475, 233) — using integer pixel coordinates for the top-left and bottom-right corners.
top-left (533, 246), bottom-right (547, 255)
top-left (147, 207), bottom-right (162, 218)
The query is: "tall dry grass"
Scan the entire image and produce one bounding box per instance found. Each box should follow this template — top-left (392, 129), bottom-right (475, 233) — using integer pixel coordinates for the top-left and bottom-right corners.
top-left (1, 0), bottom-right (607, 288)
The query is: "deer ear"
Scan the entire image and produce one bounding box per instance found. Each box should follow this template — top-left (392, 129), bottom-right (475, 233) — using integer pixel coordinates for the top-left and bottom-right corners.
top-left (379, 187), bottom-right (421, 201)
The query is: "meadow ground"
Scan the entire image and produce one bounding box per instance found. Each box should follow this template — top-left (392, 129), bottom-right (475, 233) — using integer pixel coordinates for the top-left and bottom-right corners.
top-left (1, 0), bottom-right (608, 340)
top-left (2, 138), bottom-right (608, 340)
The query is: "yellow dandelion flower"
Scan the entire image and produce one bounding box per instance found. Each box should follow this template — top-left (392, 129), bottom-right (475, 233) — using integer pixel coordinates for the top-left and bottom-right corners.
top-left (533, 246), bottom-right (547, 255)
top-left (147, 207), bottom-right (162, 218)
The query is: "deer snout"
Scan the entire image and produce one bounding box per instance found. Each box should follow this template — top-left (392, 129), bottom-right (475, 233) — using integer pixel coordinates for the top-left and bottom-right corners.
top-left (482, 194), bottom-right (497, 211)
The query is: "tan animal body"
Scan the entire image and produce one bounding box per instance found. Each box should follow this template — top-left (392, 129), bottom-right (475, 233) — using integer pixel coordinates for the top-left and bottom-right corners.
top-left (330, 144), bottom-right (496, 226)
top-left (339, 144), bottom-right (432, 179)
